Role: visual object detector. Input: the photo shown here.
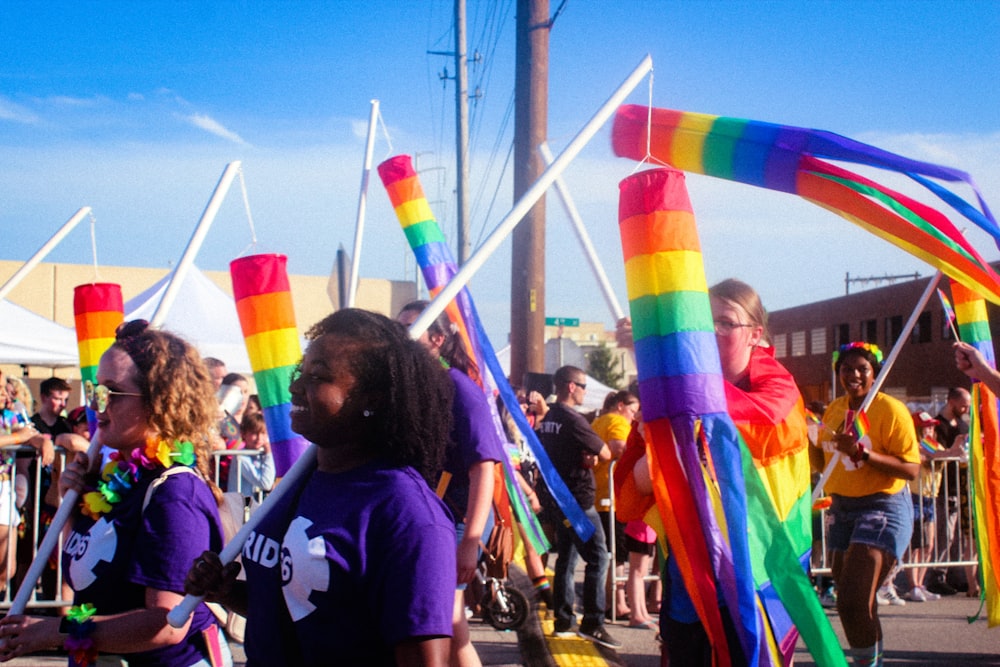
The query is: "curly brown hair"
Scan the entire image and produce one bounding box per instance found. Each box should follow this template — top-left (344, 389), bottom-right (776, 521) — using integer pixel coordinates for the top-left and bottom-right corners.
top-left (112, 320), bottom-right (223, 504)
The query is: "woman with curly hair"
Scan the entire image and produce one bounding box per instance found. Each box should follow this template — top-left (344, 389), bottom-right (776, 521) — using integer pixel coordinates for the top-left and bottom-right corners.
top-left (186, 308), bottom-right (457, 666)
top-left (810, 342), bottom-right (920, 667)
top-left (0, 320), bottom-right (229, 666)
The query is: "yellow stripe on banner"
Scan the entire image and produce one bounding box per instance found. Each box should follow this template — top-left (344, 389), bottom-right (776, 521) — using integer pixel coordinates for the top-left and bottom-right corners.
top-left (955, 299), bottom-right (989, 325)
top-left (245, 328), bottom-right (302, 371)
top-left (395, 199), bottom-right (435, 228)
top-left (77, 337), bottom-right (116, 368)
top-left (670, 112), bottom-right (716, 174)
top-left (538, 612), bottom-right (612, 667)
top-left (624, 250), bottom-right (708, 302)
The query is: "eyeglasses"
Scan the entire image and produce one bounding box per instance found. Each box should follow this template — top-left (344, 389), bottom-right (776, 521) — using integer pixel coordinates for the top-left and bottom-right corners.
top-left (713, 319), bottom-right (755, 336)
top-left (85, 380), bottom-right (143, 414)
top-left (571, 380), bottom-right (587, 390)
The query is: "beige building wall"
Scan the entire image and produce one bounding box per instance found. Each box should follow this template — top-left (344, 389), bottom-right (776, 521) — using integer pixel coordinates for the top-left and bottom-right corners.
top-left (1, 259), bottom-right (415, 383)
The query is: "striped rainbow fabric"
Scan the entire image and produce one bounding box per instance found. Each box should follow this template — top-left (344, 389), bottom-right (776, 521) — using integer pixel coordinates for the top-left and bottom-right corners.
top-left (618, 167), bottom-right (846, 667)
top-left (230, 254), bottom-right (309, 477)
top-left (73, 283), bottom-right (124, 429)
top-left (612, 105), bottom-right (1000, 305)
top-left (376, 154), bottom-right (555, 552)
top-left (619, 166), bottom-right (760, 666)
top-left (949, 280), bottom-right (1000, 625)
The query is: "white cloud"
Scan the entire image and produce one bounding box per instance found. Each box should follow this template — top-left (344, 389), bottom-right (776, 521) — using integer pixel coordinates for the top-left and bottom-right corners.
top-left (0, 96), bottom-right (39, 124)
top-left (183, 113), bottom-right (250, 146)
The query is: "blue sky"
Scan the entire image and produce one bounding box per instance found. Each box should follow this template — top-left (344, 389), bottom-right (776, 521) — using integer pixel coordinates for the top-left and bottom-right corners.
top-left (3, 1), bottom-right (999, 344)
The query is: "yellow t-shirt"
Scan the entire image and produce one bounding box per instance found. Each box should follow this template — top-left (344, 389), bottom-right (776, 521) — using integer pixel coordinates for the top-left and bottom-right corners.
top-left (590, 412), bottom-right (631, 512)
top-left (820, 392), bottom-right (920, 497)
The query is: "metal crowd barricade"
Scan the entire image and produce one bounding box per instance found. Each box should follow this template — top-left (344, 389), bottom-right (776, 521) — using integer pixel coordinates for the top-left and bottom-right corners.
top-left (606, 459), bottom-right (660, 624)
top-left (0, 445), bottom-right (271, 611)
top-left (811, 454), bottom-right (978, 577)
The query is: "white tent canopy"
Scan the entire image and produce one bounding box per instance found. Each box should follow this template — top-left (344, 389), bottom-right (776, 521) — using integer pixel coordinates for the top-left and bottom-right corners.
top-left (494, 345), bottom-right (618, 413)
top-left (125, 265), bottom-right (253, 374)
top-left (0, 300), bottom-right (79, 367)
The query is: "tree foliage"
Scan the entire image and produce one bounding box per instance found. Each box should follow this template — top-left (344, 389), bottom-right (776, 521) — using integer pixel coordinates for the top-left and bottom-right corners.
top-left (586, 342), bottom-right (624, 390)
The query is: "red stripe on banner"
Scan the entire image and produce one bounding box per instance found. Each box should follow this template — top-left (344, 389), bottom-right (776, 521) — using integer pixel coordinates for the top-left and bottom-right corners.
top-left (73, 283), bottom-right (123, 315)
top-left (376, 155), bottom-right (416, 188)
top-left (611, 105), bottom-right (685, 163)
top-left (618, 166), bottom-right (693, 222)
top-left (230, 254), bottom-right (291, 301)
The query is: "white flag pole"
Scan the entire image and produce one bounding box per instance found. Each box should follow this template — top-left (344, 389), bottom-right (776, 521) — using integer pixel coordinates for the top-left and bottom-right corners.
top-left (0, 207), bottom-right (91, 303)
top-left (347, 100), bottom-right (380, 308)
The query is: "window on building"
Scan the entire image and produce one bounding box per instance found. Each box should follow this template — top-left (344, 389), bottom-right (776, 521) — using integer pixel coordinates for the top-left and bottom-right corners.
top-left (885, 315), bottom-right (903, 347)
top-left (811, 327), bottom-right (826, 355)
top-left (791, 331), bottom-right (806, 357)
top-left (861, 319), bottom-right (877, 343)
top-left (911, 311), bottom-right (932, 343)
top-left (835, 323), bottom-right (850, 348)
top-left (773, 333), bottom-right (787, 358)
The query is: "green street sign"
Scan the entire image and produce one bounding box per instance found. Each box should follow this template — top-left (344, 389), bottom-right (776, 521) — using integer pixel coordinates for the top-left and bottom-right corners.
top-left (545, 317), bottom-right (580, 327)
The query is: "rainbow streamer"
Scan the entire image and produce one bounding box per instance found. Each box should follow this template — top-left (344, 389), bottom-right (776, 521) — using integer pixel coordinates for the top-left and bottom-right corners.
top-left (612, 105), bottom-right (1000, 304)
top-left (230, 254), bottom-right (309, 477)
top-left (949, 280), bottom-right (1000, 625)
top-left (377, 155), bottom-right (556, 552)
top-left (619, 167), bottom-right (845, 667)
top-left (73, 283), bottom-right (124, 431)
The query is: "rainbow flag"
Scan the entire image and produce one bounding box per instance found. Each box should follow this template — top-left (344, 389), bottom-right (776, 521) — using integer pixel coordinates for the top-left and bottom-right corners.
top-left (73, 283), bottom-right (124, 431)
top-left (851, 410), bottom-right (870, 441)
top-left (618, 167), bottom-right (845, 667)
top-left (950, 280), bottom-right (1000, 625)
top-left (612, 105), bottom-right (1000, 304)
top-left (938, 288), bottom-right (957, 331)
top-left (230, 254), bottom-right (309, 477)
top-left (919, 437), bottom-right (944, 454)
top-left (377, 155), bottom-right (555, 552)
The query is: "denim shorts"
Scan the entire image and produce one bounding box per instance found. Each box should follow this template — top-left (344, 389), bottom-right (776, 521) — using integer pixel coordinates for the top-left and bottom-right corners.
top-left (828, 487), bottom-right (913, 561)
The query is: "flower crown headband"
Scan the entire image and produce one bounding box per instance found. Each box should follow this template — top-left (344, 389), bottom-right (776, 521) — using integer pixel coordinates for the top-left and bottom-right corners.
top-left (832, 341), bottom-right (884, 368)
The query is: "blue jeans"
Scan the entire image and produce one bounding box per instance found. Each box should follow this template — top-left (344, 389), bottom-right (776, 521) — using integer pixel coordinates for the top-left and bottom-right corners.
top-left (553, 505), bottom-right (609, 630)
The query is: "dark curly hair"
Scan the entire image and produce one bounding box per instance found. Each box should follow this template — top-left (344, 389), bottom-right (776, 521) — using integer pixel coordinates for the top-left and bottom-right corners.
top-left (305, 309), bottom-right (453, 484)
top-left (112, 320), bottom-right (223, 504)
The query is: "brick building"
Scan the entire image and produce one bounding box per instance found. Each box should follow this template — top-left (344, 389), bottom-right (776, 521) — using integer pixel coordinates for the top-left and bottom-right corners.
top-left (769, 273), bottom-right (1000, 407)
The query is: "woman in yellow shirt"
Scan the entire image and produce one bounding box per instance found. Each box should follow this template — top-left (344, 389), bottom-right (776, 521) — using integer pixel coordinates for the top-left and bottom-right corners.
top-left (810, 342), bottom-right (920, 667)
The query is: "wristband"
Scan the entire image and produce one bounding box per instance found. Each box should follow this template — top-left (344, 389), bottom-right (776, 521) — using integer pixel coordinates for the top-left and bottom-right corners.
top-left (64, 604), bottom-right (98, 667)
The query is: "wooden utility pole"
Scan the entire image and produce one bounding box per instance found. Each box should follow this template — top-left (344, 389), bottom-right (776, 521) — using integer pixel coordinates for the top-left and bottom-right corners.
top-left (510, 0), bottom-right (549, 387)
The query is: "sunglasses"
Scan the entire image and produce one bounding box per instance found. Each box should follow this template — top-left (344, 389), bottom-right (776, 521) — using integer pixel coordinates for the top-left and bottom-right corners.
top-left (85, 380), bottom-right (143, 414)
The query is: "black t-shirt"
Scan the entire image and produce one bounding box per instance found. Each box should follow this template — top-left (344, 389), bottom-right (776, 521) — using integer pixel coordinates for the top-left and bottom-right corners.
top-left (537, 402), bottom-right (606, 508)
top-left (27, 413), bottom-right (72, 511)
top-left (934, 413), bottom-right (968, 498)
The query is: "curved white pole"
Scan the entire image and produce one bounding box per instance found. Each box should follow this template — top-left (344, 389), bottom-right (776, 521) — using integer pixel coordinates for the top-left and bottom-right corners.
top-left (812, 272), bottom-right (942, 501)
top-left (167, 445), bottom-right (318, 627)
top-left (0, 207), bottom-right (91, 303)
top-left (539, 141), bottom-right (625, 321)
top-left (150, 161), bottom-right (242, 328)
top-left (348, 100), bottom-right (380, 308)
top-left (408, 54), bottom-right (653, 339)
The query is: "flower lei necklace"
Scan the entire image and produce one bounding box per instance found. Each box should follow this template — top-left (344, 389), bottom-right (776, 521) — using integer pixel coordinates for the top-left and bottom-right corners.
top-left (81, 435), bottom-right (196, 520)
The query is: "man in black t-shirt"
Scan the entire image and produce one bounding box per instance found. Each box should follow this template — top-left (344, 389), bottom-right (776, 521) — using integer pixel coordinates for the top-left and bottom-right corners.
top-left (537, 366), bottom-right (621, 650)
top-left (929, 387), bottom-right (971, 596)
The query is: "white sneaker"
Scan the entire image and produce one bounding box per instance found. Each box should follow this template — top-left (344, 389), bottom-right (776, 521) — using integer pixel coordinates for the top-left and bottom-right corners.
top-left (879, 583), bottom-right (906, 606)
top-left (920, 585), bottom-right (941, 600)
top-left (904, 586), bottom-right (928, 602)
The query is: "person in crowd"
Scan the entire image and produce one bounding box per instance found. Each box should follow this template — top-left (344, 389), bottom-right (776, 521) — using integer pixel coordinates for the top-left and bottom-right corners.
top-left (397, 300), bottom-right (501, 667)
top-left (244, 394), bottom-right (262, 419)
top-left (590, 389), bottom-right (639, 620)
top-left (811, 341), bottom-right (920, 667)
top-left (216, 373), bottom-right (251, 490)
top-left (227, 412), bottom-right (275, 499)
top-left (0, 320), bottom-right (230, 666)
top-left (185, 308), bottom-right (457, 666)
top-left (537, 365), bottom-right (621, 650)
top-left (926, 387), bottom-right (971, 597)
top-left (203, 357), bottom-right (228, 391)
top-left (616, 278), bottom-right (812, 666)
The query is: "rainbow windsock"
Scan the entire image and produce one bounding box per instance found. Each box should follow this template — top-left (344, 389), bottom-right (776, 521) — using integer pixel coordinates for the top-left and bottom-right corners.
top-left (619, 167), bottom-right (845, 667)
top-left (377, 155), bottom-right (556, 552)
top-left (612, 105), bottom-right (1000, 304)
top-left (73, 283), bottom-right (124, 430)
top-left (950, 279), bottom-right (1000, 625)
top-left (230, 254), bottom-right (309, 477)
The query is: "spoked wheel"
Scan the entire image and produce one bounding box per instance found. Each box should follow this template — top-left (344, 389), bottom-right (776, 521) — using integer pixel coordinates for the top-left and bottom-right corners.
top-left (481, 583), bottom-right (530, 631)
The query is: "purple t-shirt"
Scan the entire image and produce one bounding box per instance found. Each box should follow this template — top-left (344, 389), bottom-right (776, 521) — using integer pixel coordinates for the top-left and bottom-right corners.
top-left (443, 368), bottom-right (503, 520)
top-left (64, 466), bottom-right (225, 667)
top-left (241, 461), bottom-right (456, 666)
